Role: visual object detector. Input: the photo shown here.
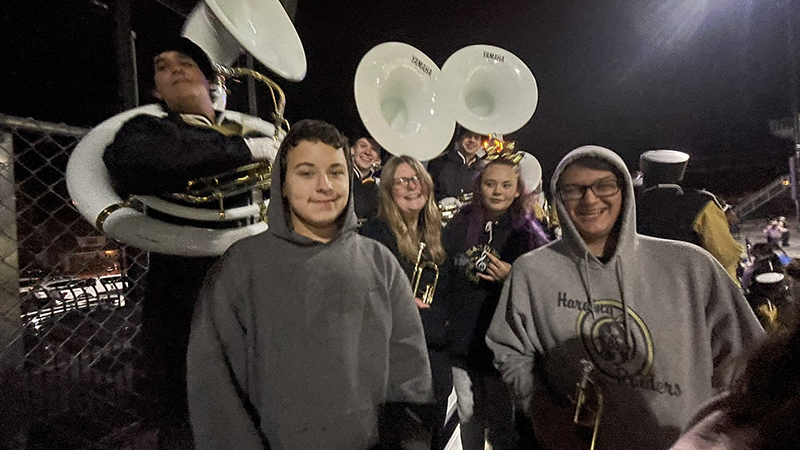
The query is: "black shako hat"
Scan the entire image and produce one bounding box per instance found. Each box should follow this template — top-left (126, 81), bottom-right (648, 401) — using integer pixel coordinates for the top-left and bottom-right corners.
top-left (154, 37), bottom-right (216, 82)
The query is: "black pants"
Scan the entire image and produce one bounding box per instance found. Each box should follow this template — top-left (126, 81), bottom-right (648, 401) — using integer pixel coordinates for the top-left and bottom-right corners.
top-left (140, 253), bottom-right (217, 450)
top-left (428, 349), bottom-right (453, 450)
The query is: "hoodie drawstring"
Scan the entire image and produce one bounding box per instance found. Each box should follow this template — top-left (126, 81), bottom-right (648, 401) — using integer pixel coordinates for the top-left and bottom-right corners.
top-left (577, 254), bottom-right (596, 320)
top-left (576, 255), bottom-right (633, 350)
top-left (615, 257), bottom-right (633, 350)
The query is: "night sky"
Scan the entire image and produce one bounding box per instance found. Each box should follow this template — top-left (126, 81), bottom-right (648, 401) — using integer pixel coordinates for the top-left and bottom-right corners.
top-left (3, 0), bottom-right (799, 196)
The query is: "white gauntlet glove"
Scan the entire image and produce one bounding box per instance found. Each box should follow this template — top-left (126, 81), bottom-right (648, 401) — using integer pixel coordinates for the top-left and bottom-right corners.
top-left (244, 137), bottom-right (279, 163)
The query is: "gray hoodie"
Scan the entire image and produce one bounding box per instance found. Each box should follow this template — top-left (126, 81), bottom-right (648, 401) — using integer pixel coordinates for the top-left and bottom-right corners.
top-left (187, 138), bottom-right (433, 449)
top-left (486, 146), bottom-right (763, 449)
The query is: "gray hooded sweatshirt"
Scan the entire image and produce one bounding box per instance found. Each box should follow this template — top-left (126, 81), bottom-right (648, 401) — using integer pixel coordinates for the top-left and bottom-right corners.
top-left (486, 146), bottom-right (763, 449)
top-left (187, 140), bottom-right (433, 449)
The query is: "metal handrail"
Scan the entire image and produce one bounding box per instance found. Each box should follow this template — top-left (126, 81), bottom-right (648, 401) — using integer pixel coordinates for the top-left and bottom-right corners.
top-left (733, 174), bottom-right (790, 219)
top-left (0, 113), bottom-right (89, 138)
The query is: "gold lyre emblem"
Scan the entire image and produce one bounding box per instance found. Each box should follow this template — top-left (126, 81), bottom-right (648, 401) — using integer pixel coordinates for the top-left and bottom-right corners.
top-left (411, 242), bottom-right (439, 305)
top-left (573, 359), bottom-right (604, 450)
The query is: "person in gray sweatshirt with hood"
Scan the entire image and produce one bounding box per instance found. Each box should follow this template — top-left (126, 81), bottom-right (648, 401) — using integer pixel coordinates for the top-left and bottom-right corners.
top-left (486, 145), bottom-right (763, 449)
top-left (187, 119), bottom-right (434, 449)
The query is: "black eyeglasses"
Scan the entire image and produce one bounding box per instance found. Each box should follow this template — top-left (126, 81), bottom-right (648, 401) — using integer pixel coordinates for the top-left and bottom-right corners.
top-left (559, 179), bottom-right (620, 200)
top-left (393, 176), bottom-right (420, 189)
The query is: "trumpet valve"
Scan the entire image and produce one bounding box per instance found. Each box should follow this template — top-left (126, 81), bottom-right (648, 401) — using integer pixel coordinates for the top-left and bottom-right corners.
top-left (423, 285), bottom-right (435, 305)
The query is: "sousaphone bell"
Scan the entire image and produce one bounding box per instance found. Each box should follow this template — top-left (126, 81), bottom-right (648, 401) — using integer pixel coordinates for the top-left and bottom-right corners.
top-left (354, 42), bottom-right (454, 303)
top-left (354, 42), bottom-right (456, 162)
top-left (438, 44), bottom-right (543, 219)
top-left (67, 0), bottom-right (306, 256)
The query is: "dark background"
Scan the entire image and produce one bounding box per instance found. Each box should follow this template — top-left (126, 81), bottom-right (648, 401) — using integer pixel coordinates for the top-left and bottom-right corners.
top-left (2, 0), bottom-right (799, 197)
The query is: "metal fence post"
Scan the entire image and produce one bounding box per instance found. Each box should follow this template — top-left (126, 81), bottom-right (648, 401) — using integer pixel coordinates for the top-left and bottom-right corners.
top-left (0, 130), bottom-right (28, 449)
top-left (0, 131), bottom-right (22, 368)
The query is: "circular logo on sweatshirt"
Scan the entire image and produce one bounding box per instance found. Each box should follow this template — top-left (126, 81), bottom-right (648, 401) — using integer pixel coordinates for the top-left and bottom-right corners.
top-left (576, 300), bottom-right (653, 380)
top-left (459, 245), bottom-right (501, 284)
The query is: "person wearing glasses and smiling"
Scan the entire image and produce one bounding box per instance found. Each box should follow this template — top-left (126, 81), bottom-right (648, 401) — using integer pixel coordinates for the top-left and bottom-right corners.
top-left (359, 155), bottom-right (452, 449)
top-left (486, 146), bottom-right (763, 450)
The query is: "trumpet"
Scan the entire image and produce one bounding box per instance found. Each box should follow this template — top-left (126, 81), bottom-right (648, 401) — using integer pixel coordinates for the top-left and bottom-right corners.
top-left (438, 192), bottom-right (474, 224)
top-left (411, 242), bottom-right (439, 305)
top-left (573, 359), bottom-right (604, 450)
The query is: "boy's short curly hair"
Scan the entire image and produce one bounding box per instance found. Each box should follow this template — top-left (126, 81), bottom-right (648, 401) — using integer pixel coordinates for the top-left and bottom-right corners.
top-left (278, 119), bottom-right (350, 178)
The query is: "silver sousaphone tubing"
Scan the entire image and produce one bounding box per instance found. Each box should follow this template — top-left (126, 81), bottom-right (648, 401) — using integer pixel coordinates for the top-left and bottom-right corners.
top-left (66, 0), bottom-right (305, 256)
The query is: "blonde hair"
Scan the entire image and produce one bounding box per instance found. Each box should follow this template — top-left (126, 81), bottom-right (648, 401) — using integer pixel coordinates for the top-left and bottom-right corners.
top-left (378, 156), bottom-right (446, 265)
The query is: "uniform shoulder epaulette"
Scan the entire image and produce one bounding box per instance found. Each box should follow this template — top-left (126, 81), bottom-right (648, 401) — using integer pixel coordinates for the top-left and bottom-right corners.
top-left (694, 188), bottom-right (725, 210)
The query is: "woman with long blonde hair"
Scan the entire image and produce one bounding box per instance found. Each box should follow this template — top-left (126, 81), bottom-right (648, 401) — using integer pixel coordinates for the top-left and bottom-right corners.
top-left (360, 155), bottom-right (451, 449)
top-left (372, 156), bottom-right (445, 269)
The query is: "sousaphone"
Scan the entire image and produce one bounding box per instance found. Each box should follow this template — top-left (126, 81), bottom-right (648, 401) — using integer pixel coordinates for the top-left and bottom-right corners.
top-left (441, 44), bottom-right (538, 136)
top-left (354, 42), bottom-right (544, 212)
top-left (354, 42), bottom-right (456, 161)
top-left (443, 44), bottom-right (542, 214)
top-left (66, 0), bottom-right (305, 256)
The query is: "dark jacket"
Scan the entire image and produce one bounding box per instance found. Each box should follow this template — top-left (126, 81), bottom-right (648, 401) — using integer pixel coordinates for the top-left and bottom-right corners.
top-left (637, 184), bottom-right (743, 283)
top-left (103, 110), bottom-right (255, 197)
top-left (427, 149), bottom-right (485, 202)
top-left (187, 140), bottom-right (434, 450)
top-left (636, 185), bottom-right (716, 246)
top-left (442, 206), bottom-right (547, 372)
top-left (353, 169), bottom-right (380, 223)
top-left (360, 218), bottom-right (451, 350)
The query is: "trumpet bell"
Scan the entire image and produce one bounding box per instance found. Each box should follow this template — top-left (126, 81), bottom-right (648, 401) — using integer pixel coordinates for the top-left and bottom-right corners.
top-left (354, 42), bottom-right (456, 161)
top-left (441, 44), bottom-right (538, 135)
top-left (183, 0), bottom-right (306, 81)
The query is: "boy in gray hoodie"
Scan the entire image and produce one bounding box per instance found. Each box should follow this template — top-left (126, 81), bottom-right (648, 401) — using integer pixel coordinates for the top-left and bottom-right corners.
top-left (187, 120), bottom-right (434, 449)
top-left (486, 146), bottom-right (763, 449)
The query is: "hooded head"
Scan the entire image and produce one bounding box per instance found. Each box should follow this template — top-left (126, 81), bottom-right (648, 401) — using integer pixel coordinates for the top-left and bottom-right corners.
top-left (551, 146), bottom-right (636, 260)
top-left (267, 119), bottom-right (357, 244)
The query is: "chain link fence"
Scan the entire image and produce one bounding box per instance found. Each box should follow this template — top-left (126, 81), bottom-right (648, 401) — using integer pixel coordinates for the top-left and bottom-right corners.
top-left (0, 113), bottom-right (152, 449)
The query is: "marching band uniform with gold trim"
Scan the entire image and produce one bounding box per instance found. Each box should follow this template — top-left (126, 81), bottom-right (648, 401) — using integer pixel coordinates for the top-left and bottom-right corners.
top-left (486, 146), bottom-right (763, 450)
top-left (637, 185), bottom-right (743, 286)
top-left (353, 166), bottom-right (380, 223)
top-left (103, 107), bottom-right (270, 447)
top-left (104, 109), bottom-right (264, 197)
